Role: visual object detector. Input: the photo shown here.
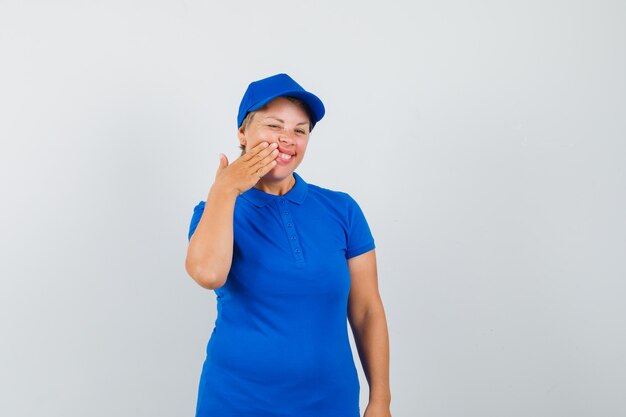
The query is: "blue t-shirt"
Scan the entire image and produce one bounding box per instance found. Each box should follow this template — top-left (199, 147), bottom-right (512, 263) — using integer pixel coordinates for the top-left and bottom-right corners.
top-left (188, 171), bottom-right (375, 417)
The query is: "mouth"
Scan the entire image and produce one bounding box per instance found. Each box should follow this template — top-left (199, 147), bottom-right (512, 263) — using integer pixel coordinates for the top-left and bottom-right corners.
top-left (277, 145), bottom-right (294, 161)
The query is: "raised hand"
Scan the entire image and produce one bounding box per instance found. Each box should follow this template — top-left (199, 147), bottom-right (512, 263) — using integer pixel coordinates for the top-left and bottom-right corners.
top-left (213, 141), bottom-right (279, 196)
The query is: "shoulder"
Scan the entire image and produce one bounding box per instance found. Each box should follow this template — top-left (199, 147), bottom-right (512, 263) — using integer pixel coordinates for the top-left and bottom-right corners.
top-left (306, 182), bottom-right (359, 208)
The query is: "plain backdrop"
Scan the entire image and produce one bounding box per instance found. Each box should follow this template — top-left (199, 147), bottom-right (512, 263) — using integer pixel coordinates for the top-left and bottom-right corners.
top-left (1, 1), bottom-right (625, 416)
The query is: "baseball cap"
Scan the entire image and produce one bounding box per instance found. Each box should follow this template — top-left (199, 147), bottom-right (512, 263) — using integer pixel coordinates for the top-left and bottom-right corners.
top-left (237, 73), bottom-right (325, 130)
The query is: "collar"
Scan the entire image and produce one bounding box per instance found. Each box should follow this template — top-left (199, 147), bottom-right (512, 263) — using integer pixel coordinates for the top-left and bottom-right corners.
top-left (240, 171), bottom-right (309, 208)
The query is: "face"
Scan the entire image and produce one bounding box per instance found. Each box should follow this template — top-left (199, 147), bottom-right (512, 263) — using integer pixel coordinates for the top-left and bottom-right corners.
top-left (238, 96), bottom-right (311, 183)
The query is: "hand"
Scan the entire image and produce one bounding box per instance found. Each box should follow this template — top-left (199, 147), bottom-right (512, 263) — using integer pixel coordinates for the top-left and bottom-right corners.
top-left (213, 141), bottom-right (279, 195)
top-left (363, 401), bottom-right (392, 417)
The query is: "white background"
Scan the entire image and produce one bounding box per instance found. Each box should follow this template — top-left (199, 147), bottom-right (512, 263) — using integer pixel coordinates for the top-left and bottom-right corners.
top-left (1, 1), bottom-right (625, 416)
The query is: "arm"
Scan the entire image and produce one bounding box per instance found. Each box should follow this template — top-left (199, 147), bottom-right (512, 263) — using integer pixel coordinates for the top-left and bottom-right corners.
top-left (185, 184), bottom-right (238, 289)
top-left (185, 141), bottom-right (279, 289)
top-left (347, 249), bottom-right (392, 413)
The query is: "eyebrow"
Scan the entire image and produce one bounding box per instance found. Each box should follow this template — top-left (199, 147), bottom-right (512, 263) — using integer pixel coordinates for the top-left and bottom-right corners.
top-left (264, 116), bottom-right (309, 126)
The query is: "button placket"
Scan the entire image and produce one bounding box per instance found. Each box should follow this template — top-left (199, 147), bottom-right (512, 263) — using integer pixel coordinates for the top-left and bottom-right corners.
top-left (276, 198), bottom-right (304, 263)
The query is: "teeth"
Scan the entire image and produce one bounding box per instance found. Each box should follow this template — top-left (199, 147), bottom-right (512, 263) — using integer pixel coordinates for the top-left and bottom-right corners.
top-left (278, 152), bottom-right (292, 160)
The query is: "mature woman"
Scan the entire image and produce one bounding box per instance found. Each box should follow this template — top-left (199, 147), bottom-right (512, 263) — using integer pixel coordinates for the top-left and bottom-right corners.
top-left (185, 73), bottom-right (391, 417)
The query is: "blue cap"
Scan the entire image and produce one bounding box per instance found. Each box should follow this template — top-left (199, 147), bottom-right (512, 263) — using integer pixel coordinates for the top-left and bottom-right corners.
top-left (237, 73), bottom-right (325, 130)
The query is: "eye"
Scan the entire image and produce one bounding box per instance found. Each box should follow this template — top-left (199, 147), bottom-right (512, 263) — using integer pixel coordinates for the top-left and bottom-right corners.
top-left (268, 124), bottom-right (280, 129)
top-left (296, 129), bottom-right (306, 134)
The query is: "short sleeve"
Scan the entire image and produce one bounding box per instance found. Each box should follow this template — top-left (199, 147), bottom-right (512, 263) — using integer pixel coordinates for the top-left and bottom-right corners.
top-left (344, 194), bottom-right (376, 259)
top-left (187, 201), bottom-right (206, 241)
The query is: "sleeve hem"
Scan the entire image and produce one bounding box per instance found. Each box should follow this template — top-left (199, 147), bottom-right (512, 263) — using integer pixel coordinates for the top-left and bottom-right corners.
top-left (346, 241), bottom-right (376, 259)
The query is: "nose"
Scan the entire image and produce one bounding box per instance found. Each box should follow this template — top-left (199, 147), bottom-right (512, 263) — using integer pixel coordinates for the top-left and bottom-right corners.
top-left (278, 131), bottom-right (296, 145)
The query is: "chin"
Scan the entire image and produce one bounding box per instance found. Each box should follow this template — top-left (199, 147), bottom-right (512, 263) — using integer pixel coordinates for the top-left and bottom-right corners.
top-left (263, 173), bottom-right (289, 182)
top-left (265, 167), bottom-right (296, 182)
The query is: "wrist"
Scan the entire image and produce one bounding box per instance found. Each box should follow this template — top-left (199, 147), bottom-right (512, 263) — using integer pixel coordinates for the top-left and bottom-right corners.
top-left (209, 182), bottom-right (240, 200)
top-left (369, 390), bottom-right (391, 406)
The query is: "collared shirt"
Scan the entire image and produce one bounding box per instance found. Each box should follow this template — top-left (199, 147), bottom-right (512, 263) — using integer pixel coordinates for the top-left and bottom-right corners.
top-left (187, 171), bottom-right (375, 417)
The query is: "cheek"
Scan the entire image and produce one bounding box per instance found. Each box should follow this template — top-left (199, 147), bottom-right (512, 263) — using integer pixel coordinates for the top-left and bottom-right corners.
top-left (296, 140), bottom-right (309, 155)
top-left (246, 133), bottom-right (271, 148)
top-left (255, 130), bottom-right (282, 143)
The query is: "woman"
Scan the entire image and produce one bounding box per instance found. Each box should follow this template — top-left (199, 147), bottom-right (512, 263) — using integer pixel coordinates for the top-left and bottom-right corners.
top-left (185, 73), bottom-right (392, 417)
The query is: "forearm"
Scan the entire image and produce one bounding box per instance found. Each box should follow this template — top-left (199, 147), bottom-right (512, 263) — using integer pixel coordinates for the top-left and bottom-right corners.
top-left (351, 309), bottom-right (391, 405)
top-left (185, 184), bottom-right (238, 289)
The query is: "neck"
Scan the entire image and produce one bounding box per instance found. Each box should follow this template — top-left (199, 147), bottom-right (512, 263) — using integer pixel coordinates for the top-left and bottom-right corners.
top-left (255, 174), bottom-right (296, 196)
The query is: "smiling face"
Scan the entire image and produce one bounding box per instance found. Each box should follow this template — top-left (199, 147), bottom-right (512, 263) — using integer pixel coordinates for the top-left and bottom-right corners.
top-left (238, 96), bottom-right (311, 184)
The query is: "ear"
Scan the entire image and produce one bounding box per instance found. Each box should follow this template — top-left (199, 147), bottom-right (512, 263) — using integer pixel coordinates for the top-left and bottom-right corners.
top-left (237, 126), bottom-right (246, 147)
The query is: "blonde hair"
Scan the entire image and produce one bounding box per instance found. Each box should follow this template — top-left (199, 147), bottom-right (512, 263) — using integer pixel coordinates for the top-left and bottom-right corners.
top-left (239, 96), bottom-right (314, 155)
